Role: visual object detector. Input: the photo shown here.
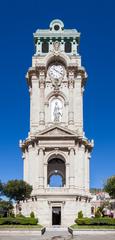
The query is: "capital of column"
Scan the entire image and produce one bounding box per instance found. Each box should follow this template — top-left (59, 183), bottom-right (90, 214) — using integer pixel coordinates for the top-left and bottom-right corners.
top-left (38, 147), bottom-right (45, 154)
top-left (85, 148), bottom-right (89, 154)
top-left (68, 111), bottom-right (74, 125)
top-left (61, 39), bottom-right (64, 44)
top-left (44, 162), bottom-right (48, 166)
top-left (39, 79), bottom-right (45, 88)
top-left (68, 79), bottom-right (74, 88)
top-left (28, 142), bottom-right (34, 149)
top-left (66, 162), bottom-right (69, 166)
top-left (49, 38), bottom-right (53, 44)
top-left (31, 75), bottom-right (38, 81)
top-left (68, 147), bottom-right (75, 154)
top-left (76, 74), bottom-right (82, 81)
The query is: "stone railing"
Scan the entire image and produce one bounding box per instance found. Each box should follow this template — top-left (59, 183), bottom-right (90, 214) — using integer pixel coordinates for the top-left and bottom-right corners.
top-left (45, 186), bottom-right (69, 192)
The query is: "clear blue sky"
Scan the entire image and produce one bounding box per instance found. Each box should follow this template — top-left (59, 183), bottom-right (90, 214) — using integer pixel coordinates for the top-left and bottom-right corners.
top-left (0, 0), bottom-right (115, 188)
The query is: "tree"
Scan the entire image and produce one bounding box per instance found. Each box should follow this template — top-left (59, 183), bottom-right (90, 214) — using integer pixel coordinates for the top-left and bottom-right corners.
top-left (98, 201), bottom-right (109, 216)
top-left (90, 188), bottom-right (102, 194)
top-left (0, 200), bottom-right (13, 217)
top-left (95, 208), bottom-right (102, 218)
top-left (0, 180), bottom-right (3, 196)
top-left (3, 180), bottom-right (33, 202)
top-left (104, 176), bottom-right (115, 199)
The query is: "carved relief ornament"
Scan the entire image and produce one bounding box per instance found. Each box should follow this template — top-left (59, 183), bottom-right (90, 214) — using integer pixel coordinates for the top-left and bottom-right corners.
top-left (53, 41), bottom-right (60, 54)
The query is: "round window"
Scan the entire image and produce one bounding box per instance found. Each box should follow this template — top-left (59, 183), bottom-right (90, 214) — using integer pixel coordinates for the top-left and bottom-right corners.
top-left (54, 25), bottom-right (60, 31)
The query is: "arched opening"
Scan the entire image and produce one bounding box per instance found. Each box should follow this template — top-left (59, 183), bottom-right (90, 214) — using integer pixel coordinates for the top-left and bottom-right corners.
top-left (46, 56), bottom-right (67, 70)
top-left (42, 41), bottom-right (49, 53)
top-left (49, 175), bottom-right (63, 187)
top-left (65, 41), bottom-right (71, 53)
top-left (47, 156), bottom-right (66, 187)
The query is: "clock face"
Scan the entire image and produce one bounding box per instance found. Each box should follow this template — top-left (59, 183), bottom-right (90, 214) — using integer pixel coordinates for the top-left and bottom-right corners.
top-left (48, 64), bottom-right (64, 79)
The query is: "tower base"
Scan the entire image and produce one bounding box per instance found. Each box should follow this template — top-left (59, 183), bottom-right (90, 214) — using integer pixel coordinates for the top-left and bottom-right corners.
top-left (20, 194), bottom-right (91, 227)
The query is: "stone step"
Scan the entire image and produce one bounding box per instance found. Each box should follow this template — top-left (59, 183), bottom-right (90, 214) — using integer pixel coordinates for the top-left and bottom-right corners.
top-left (46, 227), bottom-right (68, 231)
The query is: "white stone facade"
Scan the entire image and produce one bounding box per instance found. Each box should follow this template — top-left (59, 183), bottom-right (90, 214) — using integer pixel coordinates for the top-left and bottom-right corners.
top-left (20, 19), bottom-right (94, 227)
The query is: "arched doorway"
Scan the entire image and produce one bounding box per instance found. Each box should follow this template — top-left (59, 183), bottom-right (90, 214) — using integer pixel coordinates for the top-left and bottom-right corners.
top-left (47, 155), bottom-right (66, 187)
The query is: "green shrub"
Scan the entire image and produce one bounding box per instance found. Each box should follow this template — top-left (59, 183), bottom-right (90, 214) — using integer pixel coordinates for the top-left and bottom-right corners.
top-left (75, 218), bottom-right (91, 225)
top-left (16, 217), bottom-right (38, 225)
top-left (78, 211), bottom-right (83, 219)
top-left (75, 217), bottom-right (115, 226)
top-left (16, 213), bottom-right (25, 218)
top-left (0, 217), bottom-right (38, 225)
top-left (9, 212), bottom-right (15, 218)
top-left (95, 209), bottom-right (101, 218)
top-left (30, 211), bottom-right (35, 218)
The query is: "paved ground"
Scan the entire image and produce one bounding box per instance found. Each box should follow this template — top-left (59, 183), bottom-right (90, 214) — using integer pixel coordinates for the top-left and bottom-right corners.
top-left (0, 230), bottom-right (115, 240)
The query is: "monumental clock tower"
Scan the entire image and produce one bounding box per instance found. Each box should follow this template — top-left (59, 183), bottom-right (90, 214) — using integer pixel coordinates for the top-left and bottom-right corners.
top-left (20, 19), bottom-right (94, 226)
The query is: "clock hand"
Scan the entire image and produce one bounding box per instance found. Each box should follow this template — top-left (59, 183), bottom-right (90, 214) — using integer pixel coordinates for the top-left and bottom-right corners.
top-left (54, 68), bottom-right (63, 75)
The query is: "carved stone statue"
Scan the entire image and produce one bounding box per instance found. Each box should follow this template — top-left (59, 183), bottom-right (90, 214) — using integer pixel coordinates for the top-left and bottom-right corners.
top-left (53, 41), bottom-right (60, 52)
top-left (53, 102), bottom-right (62, 122)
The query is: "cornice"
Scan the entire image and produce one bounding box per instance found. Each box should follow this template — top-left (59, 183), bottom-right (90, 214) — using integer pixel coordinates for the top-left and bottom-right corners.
top-left (33, 30), bottom-right (80, 40)
top-left (20, 132), bottom-right (94, 153)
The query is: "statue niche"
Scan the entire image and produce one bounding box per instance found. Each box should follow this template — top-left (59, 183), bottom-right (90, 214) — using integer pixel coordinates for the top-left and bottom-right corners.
top-left (51, 98), bottom-right (63, 122)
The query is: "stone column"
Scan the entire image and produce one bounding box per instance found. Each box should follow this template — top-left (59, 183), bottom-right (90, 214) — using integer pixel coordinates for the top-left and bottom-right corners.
top-left (72, 39), bottom-right (78, 55)
top-left (68, 71), bottom-right (74, 126)
top-left (29, 86), bottom-right (32, 127)
top-left (79, 144), bottom-right (85, 192)
top-left (69, 148), bottom-right (75, 187)
top-left (28, 143), bottom-right (36, 186)
top-left (35, 38), bottom-right (41, 55)
top-left (23, 148), bottom-right (31, 183)
top-left (61, 39), bottom-right (64, 51)
top-left (82, 145), bottom-right (85, 191)
top-left (49, 39), bottom-right (53, 52)
top-left (38, 148), bottom-right (44, 188)
top-left (74, 74), bottom-right (83, 135)
top-left (44, 163), bottom-right (48, 188)
top-left (30, 74), bottom-right (39, 132)
top-left (39, 71), bottom-right (45, 125)
top-left (87, 151), bottom-right (91, 192)
top-left (22, 151), bottom-right (26, 181)
top-left (66, 162), bottom-right (69, 188)
top-left (74, 144), bottom-right (79, 189)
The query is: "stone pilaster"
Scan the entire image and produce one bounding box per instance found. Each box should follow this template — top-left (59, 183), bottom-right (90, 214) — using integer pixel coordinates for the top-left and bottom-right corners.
top-left (44, 163), bottom-right (48, 188)
top-left (30, 75), bottom-right (39, 132)
top-left (39, 71), bottom-right (45, 125)
top-left (23, 149), bottom-right (28, 183)
top-left (74, 144), bottom-right (79, 189)
top-left (38, 147), bottom-right (44, 188)
top-left (66, 162), bottom-right (69, 188)
top-left (72, 39), bottom-right (78, 54)
top-left (27, 143), bottom-right (36, 186)
top-left (87, 151), bottom-right (91, 192)
top-left (69, 147), bottom-right (75, 187)
top-left (74, 74), bottom-right (83, 134)
top-left (35, 38), bottom-right (41, 55)
top-left (49, 39), bottom-right (53, 52)
top-left (84, 149), bottom-right (89, 193)
top-left (68, 71), bottom-right (74, 126)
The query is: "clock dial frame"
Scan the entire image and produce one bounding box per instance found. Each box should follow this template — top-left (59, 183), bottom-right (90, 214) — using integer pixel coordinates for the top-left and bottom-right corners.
top-left (48, 64), bottom-right (65, 80)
